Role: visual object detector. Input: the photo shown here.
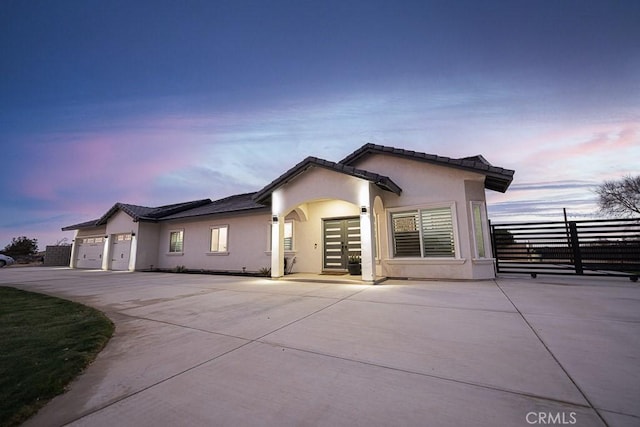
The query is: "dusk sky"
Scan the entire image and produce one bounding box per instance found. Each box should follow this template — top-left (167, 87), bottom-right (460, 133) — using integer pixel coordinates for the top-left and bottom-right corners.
top-left (1, 0), bottom-right (639, 249)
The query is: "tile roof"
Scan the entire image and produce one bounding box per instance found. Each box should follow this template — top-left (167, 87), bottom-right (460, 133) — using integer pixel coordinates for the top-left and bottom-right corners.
top-left (62, 144), bottom-right (515, 232)
top-left (94, 199), bottom-right (212, 225)
top-left (61, 199), bottom-right (212, 231)
top-left (61, 219), bottom-right (101, 231)
top-left (160, 193), bottom-right (269, 220)
top-left (253, 156), bottom-right (402, 204)
top-left (340, 143), bottom-right (515, 192)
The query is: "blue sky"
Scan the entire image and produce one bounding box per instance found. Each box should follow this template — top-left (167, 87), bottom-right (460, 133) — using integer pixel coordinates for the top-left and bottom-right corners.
top-left (1, 0), bottom-right (638, 248)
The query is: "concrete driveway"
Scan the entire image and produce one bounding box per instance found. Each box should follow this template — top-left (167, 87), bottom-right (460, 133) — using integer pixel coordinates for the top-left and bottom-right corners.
top-left (1, 268), bottom-right (638, 427)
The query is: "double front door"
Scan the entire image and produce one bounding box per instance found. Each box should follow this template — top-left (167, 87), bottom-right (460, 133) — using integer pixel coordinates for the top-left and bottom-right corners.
top-left (323, 217), bottom-right (361, 271)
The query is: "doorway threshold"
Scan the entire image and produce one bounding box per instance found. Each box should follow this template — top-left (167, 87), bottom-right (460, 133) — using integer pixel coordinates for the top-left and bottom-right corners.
top-left (277, 273), bottom-right (386, 285)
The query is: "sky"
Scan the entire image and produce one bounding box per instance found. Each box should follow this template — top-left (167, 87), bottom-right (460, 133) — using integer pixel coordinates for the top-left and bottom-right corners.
top-left (1, 0), bottom-right (639, 249)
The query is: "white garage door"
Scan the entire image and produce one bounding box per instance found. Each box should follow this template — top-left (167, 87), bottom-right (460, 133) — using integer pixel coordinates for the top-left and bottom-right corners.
top-left (75, 237), bottom-right (104, 269)
top-left (110, 234), bottom-right (132, 271)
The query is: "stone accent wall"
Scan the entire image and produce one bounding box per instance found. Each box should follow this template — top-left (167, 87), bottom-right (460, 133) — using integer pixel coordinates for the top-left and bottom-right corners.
top-left (44, 245), bottom-right (72, 266)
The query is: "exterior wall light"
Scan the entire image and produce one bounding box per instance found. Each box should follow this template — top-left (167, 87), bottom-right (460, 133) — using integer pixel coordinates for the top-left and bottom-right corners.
top-left (272, 215), bottom-right (279, 223)
top-left (360, 206), bottom-right (368, 214)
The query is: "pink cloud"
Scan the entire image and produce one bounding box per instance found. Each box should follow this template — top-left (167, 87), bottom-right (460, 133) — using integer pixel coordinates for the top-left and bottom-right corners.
top-left (513, 122), bottom-right (638, 179)
top-left (20, 125), bottom-right (209, 206)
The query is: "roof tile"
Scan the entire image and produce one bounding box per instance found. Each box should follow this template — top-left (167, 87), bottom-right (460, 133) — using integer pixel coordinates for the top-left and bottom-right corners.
top-left (340, 143), bottom-right (514, 192)
top-left (253, 156), bottom-right (402, 204)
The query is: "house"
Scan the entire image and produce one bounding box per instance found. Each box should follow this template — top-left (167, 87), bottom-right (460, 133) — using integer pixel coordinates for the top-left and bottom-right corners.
top-left (62, 143), bottom-right (514, 281)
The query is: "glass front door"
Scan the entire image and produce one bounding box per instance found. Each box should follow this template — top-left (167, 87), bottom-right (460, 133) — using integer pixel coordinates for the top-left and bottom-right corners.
top-left (323, 217), bottom-right (361, 271)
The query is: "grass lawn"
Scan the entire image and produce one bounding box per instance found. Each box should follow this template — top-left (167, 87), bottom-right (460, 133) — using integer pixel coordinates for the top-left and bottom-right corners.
top-left (0, 287), bottom-right (114, 427)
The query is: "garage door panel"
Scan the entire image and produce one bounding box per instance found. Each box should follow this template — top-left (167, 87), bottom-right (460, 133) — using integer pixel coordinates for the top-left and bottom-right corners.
top-left (110, 234), bottom-right (132, 270)
top-left (76, 237), bottom-right (104, 269)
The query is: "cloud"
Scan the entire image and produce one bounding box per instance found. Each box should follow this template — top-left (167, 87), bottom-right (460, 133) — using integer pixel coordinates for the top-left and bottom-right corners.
top-left (2, 83), bottom-right (637, 246)
top-left (512, 122), bottom-right (639, 180)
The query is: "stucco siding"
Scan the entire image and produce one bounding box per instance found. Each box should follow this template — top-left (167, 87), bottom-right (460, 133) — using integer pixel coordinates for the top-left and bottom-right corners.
top-left (353, 154), bottom-right (482, 208)
top-left (135, 222), bottom-right (160, 270)
top-left (349, 154), bottom-right (495, 280)
top-left (105, 210), bottom-right (138, 235)
top-left (273, 166), bottom-right (370, 216)
top-left (290, 200), bottom-right (360, 274)
top-left (156, 212), bottom-right (271, 272)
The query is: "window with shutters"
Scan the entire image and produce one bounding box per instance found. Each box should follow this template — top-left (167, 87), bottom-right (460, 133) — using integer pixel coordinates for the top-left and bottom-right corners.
top-left (391, 205), bottom-right (457, 258)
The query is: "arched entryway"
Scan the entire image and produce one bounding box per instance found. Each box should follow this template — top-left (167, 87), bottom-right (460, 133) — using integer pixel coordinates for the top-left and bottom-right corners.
top-left (252, 157), bottom-right (401, 283)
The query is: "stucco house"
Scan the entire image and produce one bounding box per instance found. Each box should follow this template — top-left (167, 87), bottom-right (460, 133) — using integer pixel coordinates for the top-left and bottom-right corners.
top-left (62, 143), bottom-right (514, 282)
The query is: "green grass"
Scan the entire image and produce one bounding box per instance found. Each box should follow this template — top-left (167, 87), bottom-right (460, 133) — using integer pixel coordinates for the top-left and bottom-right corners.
top-left (0, 287), bottom-right (114, 427)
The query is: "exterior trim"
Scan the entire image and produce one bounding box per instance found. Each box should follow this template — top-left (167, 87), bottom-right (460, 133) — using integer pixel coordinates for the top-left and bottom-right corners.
top-left (253, 156), bottom-right (402, 204)
top-left (340, 143), bottom-right (514, 193)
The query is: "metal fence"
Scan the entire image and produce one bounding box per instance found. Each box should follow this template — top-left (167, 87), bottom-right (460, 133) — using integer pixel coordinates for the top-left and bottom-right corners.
top-left (490, 218), bottom-right (640, 281)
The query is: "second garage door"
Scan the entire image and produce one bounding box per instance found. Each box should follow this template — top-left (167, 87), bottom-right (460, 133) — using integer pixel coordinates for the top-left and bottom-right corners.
top-left (110, 234), bottom-right (132, 270)
top-left (75, 237), bottom-right (104, 269)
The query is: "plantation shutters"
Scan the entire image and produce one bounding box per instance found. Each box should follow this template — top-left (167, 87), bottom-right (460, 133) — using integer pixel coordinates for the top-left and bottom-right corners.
top-left (421, 207), bottom-right (455, 257)
top-left (392, 206), bottom-right (456, 258)
top-left (392, 212), bottom-right (421, 257)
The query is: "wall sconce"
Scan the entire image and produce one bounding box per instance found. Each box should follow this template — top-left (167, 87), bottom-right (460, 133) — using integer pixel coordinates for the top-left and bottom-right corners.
top-left (272, 215), bottom-right (279, 223)
top-left (131, 232), bottom-right (136, 237)
top-left (360, 206), bottom-right (368, 215)
top-left (104, 236), bottom-right (109, 239)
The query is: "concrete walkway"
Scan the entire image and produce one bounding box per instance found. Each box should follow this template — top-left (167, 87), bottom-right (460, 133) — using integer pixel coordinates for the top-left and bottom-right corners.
top-left (1, 268), bottom-right (638, 427)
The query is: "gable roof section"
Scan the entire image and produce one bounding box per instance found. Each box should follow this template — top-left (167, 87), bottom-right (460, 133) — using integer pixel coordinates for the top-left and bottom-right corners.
top-left (61, 218), bottom-right (101, 231)
top-left (62, 199), bottom-right (212, 230)
top-left (62, 196), bottom-right (267, 231)
top-left (340, 143), bottom-right (515, 193)
top-left (94, 199), bottom-right (212, 225)
top-left (160, 193), bottom-right (269, 220)
top-left (62, 144), bottom-right (515, 232)
top-left (253, 156), bottom-right (402, 204)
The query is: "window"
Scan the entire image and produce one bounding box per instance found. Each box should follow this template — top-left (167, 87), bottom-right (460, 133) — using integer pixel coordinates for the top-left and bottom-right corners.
top-left (283, 221), bottom-right (293, 251)
top-left (374, 213), bottom-right (380, 259)
top-left (391, 206), bottom-right (456, 258)
top-left (169, 230), bottom-right (184, 253)
top-left (210, 226), bottom-right (228, 253)
top-left (268, 220), bottom-right (294, 251)
top-left (471, 201), bottom-right (488, 258)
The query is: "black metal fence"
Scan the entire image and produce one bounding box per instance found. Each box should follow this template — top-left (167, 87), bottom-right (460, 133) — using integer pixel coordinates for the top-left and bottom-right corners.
top-left (490, 218), bottom-right (640, 281)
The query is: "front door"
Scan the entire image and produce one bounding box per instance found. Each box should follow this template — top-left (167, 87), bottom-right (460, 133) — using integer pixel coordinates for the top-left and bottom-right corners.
top-left (323, 217), bottom-right (361, 271)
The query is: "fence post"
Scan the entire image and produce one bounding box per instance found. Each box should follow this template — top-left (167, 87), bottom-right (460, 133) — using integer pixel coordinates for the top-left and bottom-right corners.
top-left (569, 222), bottom-right (583, 275)
top-left (489, 220), bottom-right (499, 275)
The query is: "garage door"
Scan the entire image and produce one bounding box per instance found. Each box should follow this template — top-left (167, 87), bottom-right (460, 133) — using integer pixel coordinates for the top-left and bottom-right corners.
top-left (75, 237), bottom-right (104, 269)
top-left (110, 233), bottom-right (132, 270)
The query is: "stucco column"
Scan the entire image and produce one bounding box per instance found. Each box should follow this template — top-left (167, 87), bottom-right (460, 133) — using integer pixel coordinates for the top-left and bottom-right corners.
top-left (101, 236), bottom-right (110, 270)
top-left (360, 206), bottom-right (376, 282)
top-left (357, 182), bottom-right (376, 283)
top-left (69, 233), bottom-right (79, 268)
top-left (128, 234), bottom-right (138, 271)
top-left (271, 216), bottom-right (285, 278)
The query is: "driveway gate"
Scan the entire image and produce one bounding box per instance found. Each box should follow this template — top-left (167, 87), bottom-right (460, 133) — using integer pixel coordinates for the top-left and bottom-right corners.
top-left (491, 218), bottom-right (639, 281)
